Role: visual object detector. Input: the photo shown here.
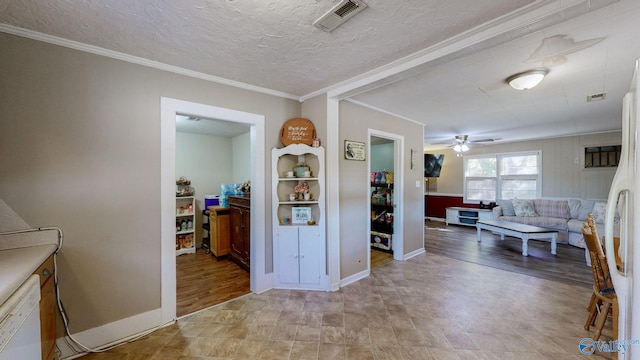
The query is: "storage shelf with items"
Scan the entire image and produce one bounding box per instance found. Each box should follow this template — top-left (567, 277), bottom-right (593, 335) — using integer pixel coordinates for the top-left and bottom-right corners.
top-left (272, 144), bottom-right (326, 289)
top-left (370, 171), bottom-right (394, 253)
top-left (176, 195), bottom-right (196, 255)
top-left (445, 206), bottom-right (492, 226)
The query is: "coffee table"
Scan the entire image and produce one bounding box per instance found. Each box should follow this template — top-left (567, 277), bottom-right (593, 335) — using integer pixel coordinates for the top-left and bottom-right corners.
top-left (476, 220), bottom-right (558, 256)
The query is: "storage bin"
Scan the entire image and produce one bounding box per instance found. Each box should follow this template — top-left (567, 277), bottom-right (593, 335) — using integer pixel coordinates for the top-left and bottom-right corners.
top-left (205, 195), bottom-right (220, 208)
top-left (459, 210), bottom-right (479, 217)
top-left (370, 231), bottom-right (392, 251)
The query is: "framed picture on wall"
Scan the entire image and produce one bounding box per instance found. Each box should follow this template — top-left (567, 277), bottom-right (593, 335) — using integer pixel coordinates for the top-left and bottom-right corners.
top-left (345, 140), bottom-right (365, 161)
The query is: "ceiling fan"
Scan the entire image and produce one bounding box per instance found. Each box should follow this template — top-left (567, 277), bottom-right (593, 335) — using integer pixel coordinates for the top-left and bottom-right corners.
top-left (449, 135), bottom-right (497, 154)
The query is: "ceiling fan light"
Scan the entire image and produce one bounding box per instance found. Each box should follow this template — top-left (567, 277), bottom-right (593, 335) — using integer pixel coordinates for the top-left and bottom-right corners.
top-left (453, 144), bottom-right (462, 152)
top-left (461, 144), bottom-right (469, 152)
top-left (506, 69), bottom-right (548, 90)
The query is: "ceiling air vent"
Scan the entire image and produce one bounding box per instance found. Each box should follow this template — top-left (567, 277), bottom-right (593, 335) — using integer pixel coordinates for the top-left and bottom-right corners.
top-left (313, 0), bottom-right (368, 32)
top-left (587, 92), bottom-right (606, 102)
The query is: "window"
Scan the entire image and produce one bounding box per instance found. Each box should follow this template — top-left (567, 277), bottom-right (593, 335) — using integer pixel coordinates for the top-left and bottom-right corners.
top-left (463, 151), bottom-right (541, 202)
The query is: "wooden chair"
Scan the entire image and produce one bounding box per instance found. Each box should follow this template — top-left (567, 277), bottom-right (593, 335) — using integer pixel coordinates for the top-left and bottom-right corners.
top-left (582, 214), bottom-right (618, 342)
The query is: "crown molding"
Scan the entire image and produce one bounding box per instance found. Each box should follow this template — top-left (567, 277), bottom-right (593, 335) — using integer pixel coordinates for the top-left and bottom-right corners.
top-left (0, 24), bottom-right (300, 102)
top-left (344, 98), bottom-right (424, 127)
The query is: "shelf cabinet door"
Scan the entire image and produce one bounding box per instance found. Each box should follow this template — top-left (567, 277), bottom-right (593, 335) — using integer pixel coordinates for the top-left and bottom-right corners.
top-left (277, 226), bottom-right (322, 285)
top-left (298, 226), bottom-right (322, 285)
top-left (230, 206), bottom-right (246, 266)
top-left (278, 227), bottom-right (300, 284)
top-left (229, 197), bottom-right (250, 271)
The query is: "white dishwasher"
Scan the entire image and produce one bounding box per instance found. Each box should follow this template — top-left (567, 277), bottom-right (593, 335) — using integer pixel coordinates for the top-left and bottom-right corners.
top-left (0, 275), bottom-right (41, 360)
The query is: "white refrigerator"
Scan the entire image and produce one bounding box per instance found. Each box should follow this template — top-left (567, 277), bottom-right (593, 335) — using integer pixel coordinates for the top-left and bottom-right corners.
top-left (606, 58), bottom-right (639, 359)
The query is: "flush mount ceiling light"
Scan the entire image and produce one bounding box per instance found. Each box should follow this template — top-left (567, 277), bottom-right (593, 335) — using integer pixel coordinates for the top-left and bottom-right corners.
top-left (506, 69), bottom-right (549, 90)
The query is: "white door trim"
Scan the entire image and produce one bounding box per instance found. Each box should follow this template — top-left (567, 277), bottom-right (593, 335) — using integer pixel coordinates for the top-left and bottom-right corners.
top-left (160, 97), bottom-right (268, 324)
top-left (368, 129), bottom-right (404, 263)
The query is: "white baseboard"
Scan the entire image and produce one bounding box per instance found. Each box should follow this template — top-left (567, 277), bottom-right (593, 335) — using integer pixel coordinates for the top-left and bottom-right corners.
top-left (403, 247), bottom-right (426, 260)
top-left (340, 269), bottom-right (370, 288)
top-left (58, 308), bottom-right (170, 359)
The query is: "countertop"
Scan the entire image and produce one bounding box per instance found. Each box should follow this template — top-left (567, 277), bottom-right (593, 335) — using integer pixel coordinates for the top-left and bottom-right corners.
top-left (0, 244), bottom-right (57, 304)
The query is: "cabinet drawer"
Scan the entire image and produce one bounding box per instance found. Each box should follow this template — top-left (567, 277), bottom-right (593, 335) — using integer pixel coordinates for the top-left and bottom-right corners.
top-left (34, 254), bottom-right (55, 287)
top-left (228, 196), bottom-right (250, 208)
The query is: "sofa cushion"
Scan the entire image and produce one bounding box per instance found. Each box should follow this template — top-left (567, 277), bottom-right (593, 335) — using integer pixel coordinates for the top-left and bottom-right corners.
top-left (498, 215), bottom-right (569, 231)
top-left (533, 199), bottom-right (571, 219)
top-left (578, 200), bottom-right (595, 221)
top-left (567, 218), bottom-right (585, 233)
top-left (512, 199), bottom-right (537, 217)
top-left (567, 199), bottom-right (582, 219)
top-left (497, 199), bottom-right (515, 216)
top-left (592, 201), bottom-right (607, 224)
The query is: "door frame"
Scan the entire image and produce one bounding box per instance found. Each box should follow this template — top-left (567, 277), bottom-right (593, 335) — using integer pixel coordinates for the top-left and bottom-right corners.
top-left (160, 97), bottom-right (267, 324)
top-left (368, 129), bottom-right (404, 270)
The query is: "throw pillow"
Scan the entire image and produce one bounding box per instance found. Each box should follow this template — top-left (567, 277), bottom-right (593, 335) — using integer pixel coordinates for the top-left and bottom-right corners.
top-left (497, 200), bottom-right (516, 216)
top-left (592, 202), bottom-right (607, 224)
top-left (567, 199), bottom-right (582, 219)
top-left (512, 199), bottom-right (538, 217)
top-left (578, 200), bottom-right (595, 221)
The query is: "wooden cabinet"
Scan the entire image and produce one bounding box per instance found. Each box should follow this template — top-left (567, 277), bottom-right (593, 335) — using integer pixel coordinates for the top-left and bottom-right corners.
top-left (272, 144), bottom-right (327, 290)
top-left (208, 206), bottom-right (231, 259)
top-left (176, 196), bottom-right (196, 255)
top-left (229, 196), bottom-right (250, 271)
top-left (34, 254), bottom-right (56, 360)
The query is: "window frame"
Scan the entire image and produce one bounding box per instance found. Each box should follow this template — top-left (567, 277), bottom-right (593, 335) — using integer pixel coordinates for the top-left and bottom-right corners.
top-left (463, 150), bottom-right (542, 202)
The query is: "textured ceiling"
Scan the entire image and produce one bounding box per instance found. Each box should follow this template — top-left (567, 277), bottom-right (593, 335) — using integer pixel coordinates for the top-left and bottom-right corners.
top-left (354, 0), bottom-right (640, 147)
top-left (1, 0), bottom-right (639, 147)
top-left (0, 0), bottom-right (533, 95)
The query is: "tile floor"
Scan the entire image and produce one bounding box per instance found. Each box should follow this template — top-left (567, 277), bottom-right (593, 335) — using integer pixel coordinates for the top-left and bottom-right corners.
top-left (77, 252), bottom-right (613, 359)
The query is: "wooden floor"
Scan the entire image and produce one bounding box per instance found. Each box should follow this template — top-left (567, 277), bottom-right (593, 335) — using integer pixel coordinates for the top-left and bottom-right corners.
top-left (425, 219), bottom-right (592, 288)
top-left (176, 221), bottom-right (590, 317)
top-left (370, 247), bottom-right (393, 268)
top-left (176, 248), bottom-right (250, 317)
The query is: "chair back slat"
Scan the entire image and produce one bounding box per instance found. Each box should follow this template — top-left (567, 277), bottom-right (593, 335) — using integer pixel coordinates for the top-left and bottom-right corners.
top-left (582, 214), bottom-right (614, 293)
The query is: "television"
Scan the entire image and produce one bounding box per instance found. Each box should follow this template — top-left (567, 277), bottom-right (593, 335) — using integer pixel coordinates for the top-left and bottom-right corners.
top-left (424, 154), bottom-right (444, 177)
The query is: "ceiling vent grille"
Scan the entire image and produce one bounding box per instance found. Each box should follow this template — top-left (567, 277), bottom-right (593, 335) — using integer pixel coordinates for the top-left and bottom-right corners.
top-left (313, 0), bottom-right (368, 32)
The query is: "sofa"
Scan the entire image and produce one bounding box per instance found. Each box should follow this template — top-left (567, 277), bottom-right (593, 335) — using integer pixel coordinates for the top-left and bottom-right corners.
top-left (491, 198), bottom-right (616, 263)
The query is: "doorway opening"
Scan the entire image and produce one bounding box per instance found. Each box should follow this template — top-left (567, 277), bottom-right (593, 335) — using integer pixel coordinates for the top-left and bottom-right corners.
top-left (368, 130), bottom-right (404, 271)
top-left (174, 115), bottom-right (251, 316)
top-left (160, 98), bottom-right (267, 324)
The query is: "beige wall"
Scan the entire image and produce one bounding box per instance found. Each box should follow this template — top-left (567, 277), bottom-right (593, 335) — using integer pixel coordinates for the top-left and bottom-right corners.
top-left (301, 93), bottom-right (328, 144)
top-left (430, 132), bottom-right (621, 199)
top-left (338, 101), bottom-right (425, 279)
top-left (0, 33), bottom-right (300, 335)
